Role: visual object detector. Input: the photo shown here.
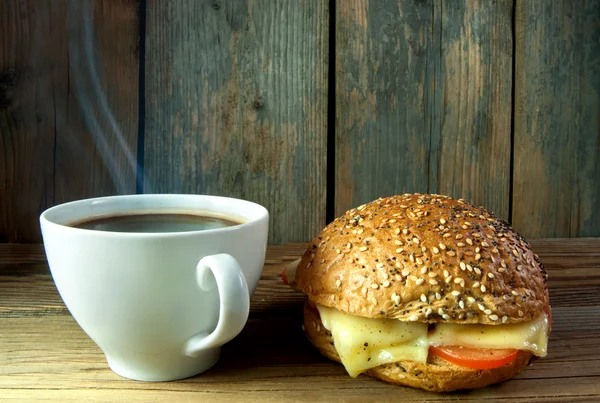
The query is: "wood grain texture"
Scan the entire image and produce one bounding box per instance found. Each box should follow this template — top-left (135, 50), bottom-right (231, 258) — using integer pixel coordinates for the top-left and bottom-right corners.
top-left (434, 0), bottom-right (513, 220)
top-left (0, 0), bottom-right (59, 242)
top-left (335, 0), bottom-right (512, 221)
top-left (144, 0), bottom-right (328, 244)
top-left (1, 240), bottom-right (599, 401)
top-left (513, 0), bottom-right (600, 238)
top-left (0, 0), bottom-right (139, 243)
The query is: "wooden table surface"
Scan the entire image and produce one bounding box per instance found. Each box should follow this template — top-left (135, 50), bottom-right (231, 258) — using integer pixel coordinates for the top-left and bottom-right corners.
top-left (1, 240), bottom-right (599, 402)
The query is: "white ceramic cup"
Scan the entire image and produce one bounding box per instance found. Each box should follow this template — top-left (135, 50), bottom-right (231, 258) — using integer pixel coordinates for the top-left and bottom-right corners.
top-left (40, 194), bottom-right (269, 382)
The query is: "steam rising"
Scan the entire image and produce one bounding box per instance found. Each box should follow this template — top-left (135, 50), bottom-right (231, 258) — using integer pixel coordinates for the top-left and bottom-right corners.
top-left (67, 0), bottom-right (144, 194)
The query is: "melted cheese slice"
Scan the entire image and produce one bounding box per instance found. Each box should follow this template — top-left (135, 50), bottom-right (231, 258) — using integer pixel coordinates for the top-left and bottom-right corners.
top-left (317, 304), bottom-right (550, 377)
top-left (429, 313), bottom-right (549, 357)
top-left (316, 305), bottom-right (429, 377)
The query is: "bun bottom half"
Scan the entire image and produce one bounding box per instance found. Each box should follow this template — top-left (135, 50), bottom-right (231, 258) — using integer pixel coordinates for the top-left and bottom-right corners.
top-left (303, 301), bottom-right (534, 392)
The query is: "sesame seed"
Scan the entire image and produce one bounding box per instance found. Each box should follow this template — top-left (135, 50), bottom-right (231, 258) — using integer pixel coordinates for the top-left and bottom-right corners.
top-left (451, 290), bottom-right (461, 296)
top-left (376, 263), bottom-right (384, 269)
top-left (488, 273), bottom-right (495, 278)
top-left (489, 314), bottom-right (499, 321)
top-left (409, 255), bottom-right (415, 263)
top-left (361, 287), bottom-right (368, 295)
top-left (518, 310), bottom-right (524, 317)
top-left (498, 267), bottom-right (506, 273)
top-left (402, 268), bottom-right (411, 277)
top-left (394, 240), bottom-right (403, 245)
top-left (475, 254), bottom-right (481, 261)
top-left (439, 243), bottom-right (447, 250)
top-left (382, 272), bottom-right (389, 279)
top-left (440, 218), bottom-right (447, 224)
top-left (394, 228), bottom-right (401, 235)
top-left (357, 228), bottom-right (364, 234)
top-left (475, 247), bottom-right (481, 253)
top-left (409, 315), bottom-right (419, 321)
top-left (336, 249), bottom-right (341, 254)
top-left (462, 225), bottom-right (468, 229)
top-left (465, 251), bottom-right (474, 256)
top-left (438, 308), bottom-right (445, 315)
top-left (433, 247), bottom-right (440, 254)
top-left (459, 313), bottom-right (466, 319)
top-left (445, 275), bottom-right (453, 284)
top-left (442, 314), bottom-right (451, 320)
top-left (428, 271), bottom-right (438, 278)
top-left (474, 267), bottom-right (481, 275)
top-left (459, 300), bottom-right (465, 309)
top-left (395, 248), bottom-right (403, 253)
top-left (429, 279), bottom-right (439, 285)
top-left (413, 238), bottom-right (420, 245)
top-left (420, 267), bottom-right (428, 274)
top-left (460, 262), bottom-right (466, 271)
top-left (466, 238), bottom-right (473, 245)
top-left (482, 242), bottom-right (489, 247)
top-left (443, 270), bottom-right (450, 278)
top-left (473, 282), bottom-right (480, 288)
top-left (492, 248), bottom-right (499, 254)
top-left (396, 261), bottom-right (404, 269)
top-left (389, 219), bottom-right (397, 223)
top-left (443, 233), bottom-right (452, 238)
top-left (481, 285), bottom-right (487, 293)
top-left (371, 283), bottom-right (379, 289)
top-left (402, 229), bottom-right (409, 235)
top-left (517, 265), bottom-right (523, 271)
top-left (455, 234), bottom-right (463, 240)
top-left (415, 278), bottom-right (425, 285)
top-left (447, 251), bottom-right (456, 257)
top-left (435, 292), bottom-right (442, 300)
top-left (478, 304), bottom-right (486, 311)
top-left (512, 249), bottom-right (519, 257)
top-left (383, 280), bottom-right (390, 287)
top-left (457, 242), bottom-right (465, 247)
top-left (416, 257), bottom-right (424, 265)
top-left (371, 297), bottom-right (378, 305)
top-left (395, 274), bottom-right (402, 281)
top-left (467, 264), bottom-right (473, 272)
top-left (484, 309), bottom-right (492, 315)
top-left (359, 246), bottom-right (368, 251)
top-left (454, 277), bottom-right (462, 284)
top-left (425, 308), bottom-right (433, 316)
top-left (468, 297), bottom-right (476, 303)
top-left (420, 294), bottom-right (427, 302)
top-left (336, 279), bottom-right (342, 288)
top-left (465, 222), bottom-right (472, 226)
top-left (307, 262), bottom-right (312, 268)
top-left (511, 290), bottom-right (519, 296)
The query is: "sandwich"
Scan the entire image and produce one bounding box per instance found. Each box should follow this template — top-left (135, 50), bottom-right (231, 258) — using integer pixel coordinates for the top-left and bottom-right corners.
top-left (282, 194), bottom-right (551, 392)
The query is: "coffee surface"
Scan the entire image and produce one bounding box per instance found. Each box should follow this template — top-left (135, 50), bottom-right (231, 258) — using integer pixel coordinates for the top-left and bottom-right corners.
top-left (72, 213), bottom-right (241, 233)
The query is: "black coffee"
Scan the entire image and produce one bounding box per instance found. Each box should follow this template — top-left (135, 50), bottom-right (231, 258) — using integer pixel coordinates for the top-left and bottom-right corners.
top-left (71, 213), bottom-right (242, 233)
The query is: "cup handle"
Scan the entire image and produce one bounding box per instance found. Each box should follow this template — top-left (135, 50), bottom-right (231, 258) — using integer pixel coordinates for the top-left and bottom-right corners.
top-left (184, 253), bottom-right (250, 357)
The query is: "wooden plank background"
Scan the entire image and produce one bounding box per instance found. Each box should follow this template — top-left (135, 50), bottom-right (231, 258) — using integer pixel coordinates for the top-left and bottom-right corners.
top-left (0, 0), bottom-right (139, 243)
top-left (144, 0), bottom-right (328, 244)
top-left (1, 0), bottom-right (599, 244)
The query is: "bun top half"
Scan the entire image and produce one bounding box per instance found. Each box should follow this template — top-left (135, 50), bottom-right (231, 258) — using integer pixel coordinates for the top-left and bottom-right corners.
top-left (295, 194), bottom-right (549, 325)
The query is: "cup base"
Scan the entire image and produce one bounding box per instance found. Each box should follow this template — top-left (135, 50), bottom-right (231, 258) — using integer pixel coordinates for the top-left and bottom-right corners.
top-left (106, 349), bottom-right (221, 382)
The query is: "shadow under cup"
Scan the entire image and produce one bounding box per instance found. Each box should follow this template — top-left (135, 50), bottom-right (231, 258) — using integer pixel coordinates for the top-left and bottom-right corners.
top-left (39, 194), bottom-right (269, 381)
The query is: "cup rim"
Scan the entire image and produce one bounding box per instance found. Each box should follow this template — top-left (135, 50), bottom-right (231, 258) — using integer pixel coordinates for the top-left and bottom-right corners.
top-left (39, 193), bottom-right (269, 238)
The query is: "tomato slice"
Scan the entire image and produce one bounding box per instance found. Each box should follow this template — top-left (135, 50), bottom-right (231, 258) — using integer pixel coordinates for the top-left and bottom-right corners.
top-left (429, 345), bottom-right (519, 370)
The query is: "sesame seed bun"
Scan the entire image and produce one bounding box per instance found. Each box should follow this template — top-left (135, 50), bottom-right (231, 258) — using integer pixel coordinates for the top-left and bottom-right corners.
top-left (303, 301), bottom-right (535, 392)
top-left (295, 194), bottom-right (549, 325)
